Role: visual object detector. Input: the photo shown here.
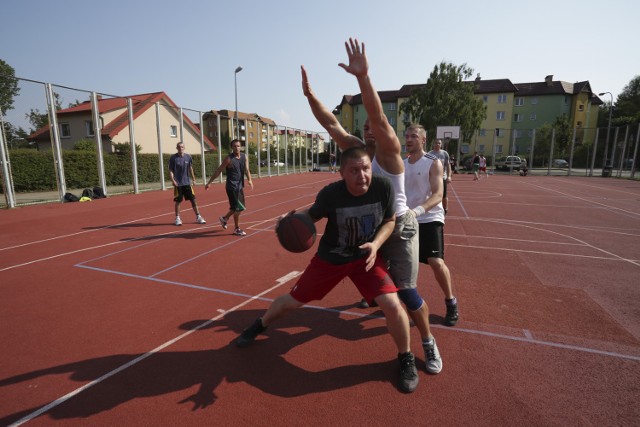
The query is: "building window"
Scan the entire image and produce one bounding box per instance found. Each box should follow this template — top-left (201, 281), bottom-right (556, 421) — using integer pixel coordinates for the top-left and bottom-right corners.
top-left (578, 104), bottom-right (584, 111)
top-left (170, 125), bottom-right (178, 137)
top-left (531, 97), bottom-right (538, 105)
top-left (479, 129), bottom-right (486, 136)
top-left (388, 117), bottom-right (396, 126)
top-left (389, 103), bottom-right (396, 111)
top-left (514, 129), bottom-right (522, 137)
top-left (530, 113), bottom-right (537, 121)
top-left (497, 111), bottom-right (505, 121)
top-left (497, 94), bottom-right (507, 104)
top-left (60, 123), bottom-right (71, 138)
top-left (515, 97), bottom-right (524, 106)
top-left (496, 145), bottom-right (503, 153)
top-left (528, 130), bottom-right (534, 137)
top-left (482, 95), bottom-right (488, 103)
top-left (514, 113), bottom-right (523, 122)
top-left (496, 129), bottom-right (504, 137)
top-left (85, 121), bottom-right (94, 137)
top-left (479, 144), bottom-right (485, 152)
top-left (577, 121), bottom-right (583, 127)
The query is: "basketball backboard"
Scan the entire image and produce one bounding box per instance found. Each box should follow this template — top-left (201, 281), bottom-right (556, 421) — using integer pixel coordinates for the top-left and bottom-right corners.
top-left (436, 126), bottom-right (460, 140)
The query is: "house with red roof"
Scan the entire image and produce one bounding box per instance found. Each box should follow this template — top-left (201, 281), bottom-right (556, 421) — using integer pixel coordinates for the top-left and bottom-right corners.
top-left (27, 92), bottom-right (215, 154)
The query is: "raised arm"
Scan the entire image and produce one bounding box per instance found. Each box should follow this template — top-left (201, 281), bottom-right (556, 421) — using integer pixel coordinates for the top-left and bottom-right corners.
top-left (338, 38), bottom-right (401, 162)
top-left (301, 65), bottom-right (363, 151)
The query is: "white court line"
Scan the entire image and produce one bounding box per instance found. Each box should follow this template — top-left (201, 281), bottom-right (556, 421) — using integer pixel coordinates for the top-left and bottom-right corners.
top-left (7, 271), bottom-right (302, 427)
top-left (448, 183), bottom-right (469, 219)
top-left (0, 177), bottom-right (333, 253)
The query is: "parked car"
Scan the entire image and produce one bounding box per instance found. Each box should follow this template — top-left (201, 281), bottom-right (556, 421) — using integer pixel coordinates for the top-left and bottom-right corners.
top-left (494, 156), bottom-right (523, 171)
top-left (272, 160), bottom-right (285, 167)
top-left (552, 159), bottom-right (568, 168)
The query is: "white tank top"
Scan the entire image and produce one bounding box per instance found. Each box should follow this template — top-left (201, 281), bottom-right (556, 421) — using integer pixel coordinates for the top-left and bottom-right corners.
top-left (404, 153), bottom-right (445, 223)
top-left (372, 157), bottom-right (409, 217)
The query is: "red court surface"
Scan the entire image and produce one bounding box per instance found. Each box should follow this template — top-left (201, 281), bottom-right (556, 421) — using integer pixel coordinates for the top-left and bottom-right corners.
top-left (1, 173), bottom-right (639, 426)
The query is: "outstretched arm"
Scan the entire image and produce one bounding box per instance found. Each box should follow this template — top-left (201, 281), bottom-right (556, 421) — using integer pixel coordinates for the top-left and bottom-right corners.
top-left (205, 157), bottom-right (230, 189)
top-left (338, 38), bottom-right (401, 160)
top-left (301, 65), bottom-right (363, 151)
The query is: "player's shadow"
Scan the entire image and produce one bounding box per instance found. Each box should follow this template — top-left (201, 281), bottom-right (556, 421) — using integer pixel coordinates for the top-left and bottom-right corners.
top-left (0, 306), bottom-right (396, 425)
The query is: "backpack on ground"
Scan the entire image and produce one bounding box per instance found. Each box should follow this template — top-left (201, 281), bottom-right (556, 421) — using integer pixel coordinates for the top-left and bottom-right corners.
top-left (63, 192), bottom-right (80, 202)
top-left (92, 187), bottom-right (106, 199)
top-left (81, 188), bottom-right (95, 199)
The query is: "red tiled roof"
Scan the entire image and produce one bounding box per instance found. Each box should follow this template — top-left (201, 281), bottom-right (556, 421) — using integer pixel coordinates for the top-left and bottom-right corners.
top-left (27, 92), bottom-right (216, 150)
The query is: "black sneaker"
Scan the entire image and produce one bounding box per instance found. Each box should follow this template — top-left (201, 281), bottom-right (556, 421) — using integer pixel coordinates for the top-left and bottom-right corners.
top-left (398, 352), bottom-right (419, 393)
top-left (445, 299), bottom-right (459, 326)
top-left (357, 298), bottom-right (378, 309)
top-left (236, 318), bottom-right (266, 347)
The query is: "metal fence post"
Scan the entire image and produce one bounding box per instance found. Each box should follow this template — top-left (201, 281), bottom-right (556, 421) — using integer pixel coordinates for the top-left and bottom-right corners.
top-left (126, 98), bottom-right (139, 194)
top-left (90, 92), bottom-right (107, 194)
top-left (45, 83), bottom-right (66, 200)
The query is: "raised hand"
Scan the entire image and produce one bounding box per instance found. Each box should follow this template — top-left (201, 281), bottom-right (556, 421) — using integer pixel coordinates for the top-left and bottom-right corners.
top-left (338, 38), bottom-right (368, 78)
top-left (301, 65), bottom-right (313, 97)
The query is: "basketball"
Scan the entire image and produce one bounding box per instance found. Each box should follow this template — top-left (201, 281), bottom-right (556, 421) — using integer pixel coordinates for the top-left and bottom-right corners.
top-left (276, 213), bottom-right (316, 253)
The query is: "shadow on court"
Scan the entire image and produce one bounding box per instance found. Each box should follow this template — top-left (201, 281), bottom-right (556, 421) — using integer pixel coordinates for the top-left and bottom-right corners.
top-left (0, 306), bottom-right (398, 425)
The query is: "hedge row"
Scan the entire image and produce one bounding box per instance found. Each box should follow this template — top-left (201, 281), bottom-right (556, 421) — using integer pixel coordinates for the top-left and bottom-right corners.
top-left (4, 150), bottom-right (226, 192)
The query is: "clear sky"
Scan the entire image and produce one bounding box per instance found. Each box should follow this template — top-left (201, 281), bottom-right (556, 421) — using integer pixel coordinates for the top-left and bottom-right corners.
top-left (1, 0), bottom-right (637, 133)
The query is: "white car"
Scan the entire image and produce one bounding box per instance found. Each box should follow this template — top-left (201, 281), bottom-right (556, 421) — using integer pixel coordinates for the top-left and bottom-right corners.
top-left (272, 160), bottom-right (285, 167)
top-left (494, 156), bottom-right (523, 171)
top-left (552, 159), bottom-right (568, 168)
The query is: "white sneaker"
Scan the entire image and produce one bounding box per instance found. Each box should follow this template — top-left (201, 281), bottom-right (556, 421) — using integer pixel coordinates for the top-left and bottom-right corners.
top-left (175, 216), bottom-right (182, 226)
top-left (233, 228), bottom-right (247, 236)
top-left (196, 215), bottom-right (206, 224)
top-left (219, 216), bottom-right (228, 229)
top-left (423, 337), bottom-right (442, 374)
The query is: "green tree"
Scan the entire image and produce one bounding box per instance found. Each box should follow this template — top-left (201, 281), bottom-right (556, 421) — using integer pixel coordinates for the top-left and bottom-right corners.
top-left (25, 92), bottom-right (62, 133)
top-left (400, 61), bottom-right (486, 142)
top-left (613, 75), bottom-right (640, 125)
top-left (0, 59), bottom-right (20, 114)
top-left (533, 115), bottom-right (572, 163)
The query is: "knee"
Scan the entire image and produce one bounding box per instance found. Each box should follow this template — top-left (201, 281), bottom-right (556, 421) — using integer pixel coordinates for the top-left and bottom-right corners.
top-left (398, 288), bottom-right (424, 311)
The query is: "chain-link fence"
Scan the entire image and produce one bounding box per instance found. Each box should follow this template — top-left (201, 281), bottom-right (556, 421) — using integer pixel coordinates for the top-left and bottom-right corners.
top-left (451, 123), bottom-right (639, 178)
top-left (0, 77), bottom-right (331, 208)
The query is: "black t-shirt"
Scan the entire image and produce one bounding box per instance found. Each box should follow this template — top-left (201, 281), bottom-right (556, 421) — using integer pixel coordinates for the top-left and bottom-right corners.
top-left (226, 153), bottom-right (245, 191)
top-left (308, 176), bottom-right (395, 264)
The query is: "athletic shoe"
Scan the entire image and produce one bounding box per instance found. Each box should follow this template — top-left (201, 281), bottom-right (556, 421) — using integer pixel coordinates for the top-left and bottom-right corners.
top-left (398, 352), bottom-right (419, 393)
top-left (234, 228), bottom-right (247, 236)
top-left (357, 298), bottom-right (378, 309)
top-left (196, 215), bottom-right (206, 224)
top-left (445, 299), bottom-right (459, 326)
top-left (423, 337), bottom-right (443, 374)
top-left (174, 216), bottom-right (182, 226)
top-left (219, 216), bottom-right (228, 229)
top-left (236, 318), bottom-right (266, 347)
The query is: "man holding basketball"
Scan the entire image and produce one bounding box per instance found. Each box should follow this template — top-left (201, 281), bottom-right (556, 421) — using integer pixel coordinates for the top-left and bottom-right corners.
top-left (206, 139), bottom-right (253, 236)
top-left (236, 146), bottom-right (421, 393)
top-left (169, 142), bottom-right (206, 226)
top-left (300, 38), bottom-right (442, 375)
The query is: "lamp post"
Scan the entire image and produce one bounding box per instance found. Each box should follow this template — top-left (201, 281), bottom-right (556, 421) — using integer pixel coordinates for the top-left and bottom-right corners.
top-left (598, 91), bottom-right (613, 168)
top-left (234, 66), bottom-right (243, 140)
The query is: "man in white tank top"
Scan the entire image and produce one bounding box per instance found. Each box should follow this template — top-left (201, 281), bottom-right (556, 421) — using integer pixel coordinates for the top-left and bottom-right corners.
top-left (300, 38), bottom-right (443, 377)
top-left (404, 125), bottom-right (459, 326)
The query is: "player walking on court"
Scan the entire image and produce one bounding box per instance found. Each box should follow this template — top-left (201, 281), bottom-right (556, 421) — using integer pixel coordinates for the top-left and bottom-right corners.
top-left (300, 38), bottom-right (443, 374)
top-left (405, 125), bottom-right (459, 326)
top-left (236, 147), bottom-right (420, 393)
top-left (428, 139), bottom-right (452, 213)
top-left (169, 142), bottom-right (206, 226)
top-left (206, 139), bottom-right (253, 236)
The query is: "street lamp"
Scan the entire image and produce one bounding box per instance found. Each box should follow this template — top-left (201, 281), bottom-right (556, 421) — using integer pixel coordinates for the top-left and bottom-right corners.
top-left (234, 66), bottom-right (243, 141)
top-left (598, 91), bottom-right (613, 168)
